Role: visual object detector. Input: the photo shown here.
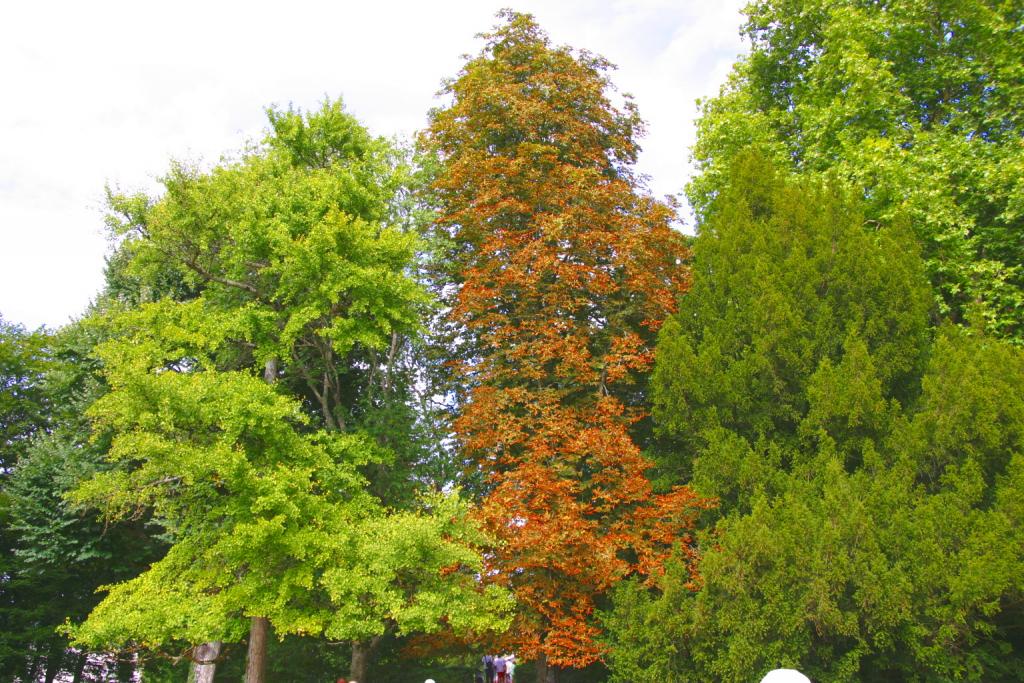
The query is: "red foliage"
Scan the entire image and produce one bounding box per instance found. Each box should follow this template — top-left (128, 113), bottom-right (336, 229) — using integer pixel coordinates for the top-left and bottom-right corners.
top-left (425, 11), bottom-right (713, 670)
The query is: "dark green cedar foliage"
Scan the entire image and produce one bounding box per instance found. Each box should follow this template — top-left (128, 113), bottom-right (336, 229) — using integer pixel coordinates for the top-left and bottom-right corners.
top-left (603, 153), bottom-right (1024, 682)
top-left (652, 152), bottom-right (931, 482)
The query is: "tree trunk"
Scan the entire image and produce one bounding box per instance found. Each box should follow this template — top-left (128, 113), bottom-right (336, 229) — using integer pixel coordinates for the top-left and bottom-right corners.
top-left (264, 357), bottom-right (278, 384)
top-left (25, 651), bottom-right (42, 683)
top-left (43, 636), bottom-right (64, 683)
top-left (243, 616), bottom-right (270, 683)
top-left (115, 651), bottom-right (134, 682)
top-left (536, 653), bottom-right (558, 683)
top-left (240, 359), bottom-right (278, 683)
top-left (349, 635), bottom-right (382, 682)
top-left (187, 641), bottom-right (221, 683)
top-left (71, 650), bottom-right (88, 683)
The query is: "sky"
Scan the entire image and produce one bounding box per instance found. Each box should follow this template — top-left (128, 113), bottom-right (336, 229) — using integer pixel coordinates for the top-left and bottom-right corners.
top-left (0, 0), bottom-right (748, 330)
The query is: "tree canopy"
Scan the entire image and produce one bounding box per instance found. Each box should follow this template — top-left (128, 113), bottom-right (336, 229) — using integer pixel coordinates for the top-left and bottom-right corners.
top-left (424, 12), bottom-right (710, 678)
top-left (66, 100), bottom-right (509, 681)
top-left (3, 6), bottom-right (1023, 682)
top-left (690, 0), bottom-right (1024, 343)
top-left (602, 152), bottom-right (1024, 682)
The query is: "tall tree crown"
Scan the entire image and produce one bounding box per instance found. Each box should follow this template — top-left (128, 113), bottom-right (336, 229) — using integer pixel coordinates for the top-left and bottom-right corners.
top-left (424, 12), bottom-right (708, 671)
top-left (689, 0), bottom-right (1024, 343)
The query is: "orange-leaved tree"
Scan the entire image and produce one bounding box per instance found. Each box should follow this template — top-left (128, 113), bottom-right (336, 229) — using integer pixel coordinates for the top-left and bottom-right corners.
top-left (423, 11), bottom-right (712, 681)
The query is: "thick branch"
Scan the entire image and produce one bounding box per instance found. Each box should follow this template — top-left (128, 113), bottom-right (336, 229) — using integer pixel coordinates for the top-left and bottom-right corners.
top-left (294, 355), bottom-right (341, 431)
top-left (184, 256), bottom-right (262, 296)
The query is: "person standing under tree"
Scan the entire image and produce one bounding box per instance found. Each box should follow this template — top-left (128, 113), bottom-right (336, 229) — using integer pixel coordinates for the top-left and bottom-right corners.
top-left (483, 654), bottom-right (495, 683)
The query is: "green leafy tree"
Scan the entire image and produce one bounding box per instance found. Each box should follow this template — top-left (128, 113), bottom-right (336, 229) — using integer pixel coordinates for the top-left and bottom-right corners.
top-left (0, 314), bottom-right (171, 682)
top-left (0, 317), bottom-right (51, 677)
top-left (652, 152), bottom-right (931, 484)
top-left (603, 154), bottom-right (1024, 681)
top-left (2, 430), bottom-right (164, 683)
top-left (68, 307), bottom-right (505, 654)
top-left (0, 317), bottom-right (51, 471)
top-left (70, 99), bottom-right (510, 683)
top-left (690, 0), bottom-right (1024, 342)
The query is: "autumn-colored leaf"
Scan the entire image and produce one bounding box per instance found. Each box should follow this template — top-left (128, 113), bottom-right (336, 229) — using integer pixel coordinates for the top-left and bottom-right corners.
top-left (424, 10), bottom-right (712, 673)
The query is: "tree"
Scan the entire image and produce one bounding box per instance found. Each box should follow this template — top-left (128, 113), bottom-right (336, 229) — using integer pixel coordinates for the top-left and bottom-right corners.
top-left (0, 317), bottom-right (51, 678)
top-left (2, 430), bottom-right (164, 683)
top-left (613, 328), bottom-right (1024, 682)
top-left (0, 317), bottom-right (51, 472)
top-left (0, 313), bottom-right (173, 683)
top-left (689, 0), bottom-right (1024, 343)
top-left (603, 153), bottom-right (1024, 681)
top-left (68, 308), bottom-right (506, 658)
top-left (652, 151), bottom-right (932, 484)
top-left (424, 12), bottom-right (710, 680)
top-left (69, 100), bottom-right (510, 682)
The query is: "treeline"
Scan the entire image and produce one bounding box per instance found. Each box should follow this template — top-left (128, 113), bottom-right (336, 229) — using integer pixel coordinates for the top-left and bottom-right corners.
top-left (1, 3), bottom-right (1022, 682)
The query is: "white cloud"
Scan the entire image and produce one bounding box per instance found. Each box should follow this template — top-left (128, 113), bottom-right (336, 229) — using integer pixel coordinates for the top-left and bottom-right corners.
top-left (0, 0), bottom-right (747, 329)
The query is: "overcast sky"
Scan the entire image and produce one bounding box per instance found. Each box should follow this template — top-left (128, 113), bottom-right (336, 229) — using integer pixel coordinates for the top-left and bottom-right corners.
top-left (1, 0), bottom-right (748, 330)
